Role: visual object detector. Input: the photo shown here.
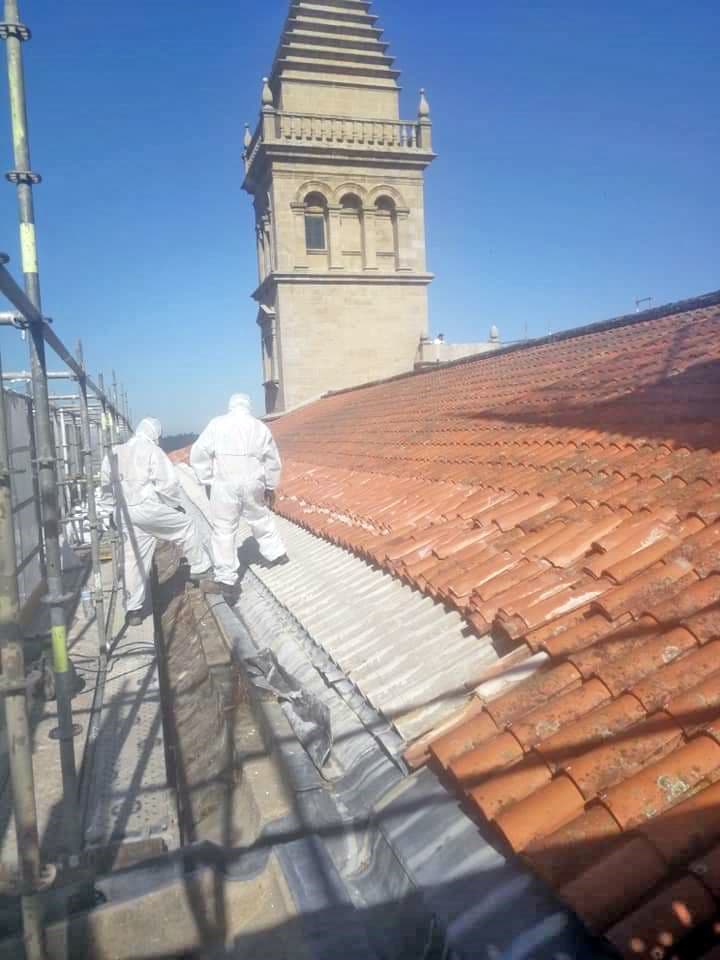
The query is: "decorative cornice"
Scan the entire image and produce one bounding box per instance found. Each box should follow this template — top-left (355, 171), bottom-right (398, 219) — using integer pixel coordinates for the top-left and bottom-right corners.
top-left (243, 137), bottom-right (435, 193)
top-left (252, 270), bottom-right (434, 300)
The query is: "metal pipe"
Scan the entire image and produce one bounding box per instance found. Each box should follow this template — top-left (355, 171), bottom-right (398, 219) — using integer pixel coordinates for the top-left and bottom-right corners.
top-left (111, 369), bottom-right (120, 442)
top-left (48, 394), bottom-right (85, 402)
top-left (0, 354), bottom-right (46, 958)
top-left (2, 0), bottom-right (81, 858)
top-left (65, 411), bottom-right (78, 503)
top-left (54, 408), bottom-right (71, 531)
top-left (3, 371), bottom-right (75, 381)
top-left (98, 373), bottom-right (121, 638)
top-left (76, 342), bottom-right (107, 657)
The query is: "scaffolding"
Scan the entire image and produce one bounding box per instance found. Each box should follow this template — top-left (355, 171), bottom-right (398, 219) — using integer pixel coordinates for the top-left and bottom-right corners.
top-left (0, 2), bottom-right (133, 957)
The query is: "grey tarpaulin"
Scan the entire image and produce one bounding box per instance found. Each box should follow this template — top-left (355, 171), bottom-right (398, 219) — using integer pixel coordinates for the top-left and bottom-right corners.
top-left (245, 648), bottom-right (333, 769)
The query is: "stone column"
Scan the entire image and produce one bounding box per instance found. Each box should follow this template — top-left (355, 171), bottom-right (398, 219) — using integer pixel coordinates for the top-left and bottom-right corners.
top-left (396, 208), bottom-right (412, 272)
top-left (262, 214), bottom-right (274, 273)
top-left (363, 207), bottom-right (378, 271)
top-left (256, 225), bottom-right (266, 281)
top-left (291, 202), bottom-right (308, 271)
top-left (269, 324), bottom-right (278, 383)
top-left (328, 204), bottom-right (343, 271)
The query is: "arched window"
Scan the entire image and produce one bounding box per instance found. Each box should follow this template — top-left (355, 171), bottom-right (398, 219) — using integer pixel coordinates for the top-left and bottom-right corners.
top-left (340, 193), bottom-right (363, 269)
top-left (375, 195), bottom-right (397, 268)
top-left (304, 192), bottom-right (328, 252)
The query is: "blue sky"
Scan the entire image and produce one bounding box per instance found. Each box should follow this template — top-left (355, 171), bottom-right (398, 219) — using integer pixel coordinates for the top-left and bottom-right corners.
top-left (0, 0), bottom-right (717, 433)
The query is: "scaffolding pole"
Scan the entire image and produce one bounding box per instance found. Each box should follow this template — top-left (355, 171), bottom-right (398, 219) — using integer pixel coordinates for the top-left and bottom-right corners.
top-left (0, 355), bottom-right (46, 960)
top-left (112, 369), bottom-right (120, 442)
top-left (3, 370), bottom-right (75, 381)
top-left (76, 342), bottom-right (107, 657)
top-left (98, 372), bottom-right (121, 637)
top-left (2, 0), bottom-right (82, 858)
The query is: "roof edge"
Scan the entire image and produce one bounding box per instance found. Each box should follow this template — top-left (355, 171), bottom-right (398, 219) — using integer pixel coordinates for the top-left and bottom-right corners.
top-left (321, 288), bottom-right (720, 401)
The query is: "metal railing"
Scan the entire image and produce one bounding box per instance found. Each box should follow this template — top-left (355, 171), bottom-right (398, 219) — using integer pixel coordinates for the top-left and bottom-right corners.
top-left (0, 2), bottom-right (133, 957)
top-left (0, 271), bottom-right (133, 960)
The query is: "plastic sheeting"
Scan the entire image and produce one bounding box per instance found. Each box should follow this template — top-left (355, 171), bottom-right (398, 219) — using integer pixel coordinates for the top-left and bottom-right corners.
top-left (245, 648), bottom-right (333, 769)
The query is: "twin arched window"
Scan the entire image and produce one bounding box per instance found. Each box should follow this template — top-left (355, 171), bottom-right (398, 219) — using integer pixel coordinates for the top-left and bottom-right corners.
top-left (302, 190), bottom-right (399, 267)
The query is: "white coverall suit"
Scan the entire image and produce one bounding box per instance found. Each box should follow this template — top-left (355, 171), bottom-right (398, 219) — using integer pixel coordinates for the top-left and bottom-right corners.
top-left (101, 418), bottom-right (211, 612)
top-left (190, 394), bottom-right (285, 587)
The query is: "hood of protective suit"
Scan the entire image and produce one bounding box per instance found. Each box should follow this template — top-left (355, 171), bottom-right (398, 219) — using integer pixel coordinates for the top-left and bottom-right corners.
top-left (135, 418), bottom-right (162, 444)
top-left (228, 394), bottom-right (252, 414)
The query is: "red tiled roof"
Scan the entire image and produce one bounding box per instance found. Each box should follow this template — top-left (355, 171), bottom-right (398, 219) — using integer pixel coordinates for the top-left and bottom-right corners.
top-left (269, 291), bottom-right (720, 957)
top-left (168, 447), bottom-right (191, 465)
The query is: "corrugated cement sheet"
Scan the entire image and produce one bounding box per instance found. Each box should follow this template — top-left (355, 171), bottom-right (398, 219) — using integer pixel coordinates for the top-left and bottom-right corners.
top-left (249, 516), bottom-right (498, 743)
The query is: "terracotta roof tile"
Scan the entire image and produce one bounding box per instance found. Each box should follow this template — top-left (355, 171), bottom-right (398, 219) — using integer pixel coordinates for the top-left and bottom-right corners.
top-left (270, 294), bottom-right (720, 948)
top-left (465, 752), bottom-right (552, 820)
top-left (684, 604), bottom-right (720, 645)
top-left (523, 804), bottom-right (623, 887)
top-left (666, 672), bottom-right (720, 737)
top-left (631, 640), bottom-right (720, 713)
top-left (601, 527), bottom-right (690, 584)
top-left (558, 836), bottom-right (668, 933)
top-left (428, 708), bottom-right (497, 768)
top-left (562, 709), bottom-right (685, 800)
top-left (568, 615), bottom-right (658, 679)
top-left (638, 779), bottom-right (720, 866)
top-left (493, 773), bottom-right (585, 851)
top-left (509, 677), bottom-right (612, 749)
top-left (605, 875), bottom-right (715, 959)
top-left (601, 735), bottom-right (720, 830)
top-left (594, 625), bottom-right (699, 696)
top-left (650, 573), bottom-right (720, 627)
top-left (483, 662), bottom-right (581, 729)
top-left (538, 610), bottom-right (617, 656)
top-left (448, 731), bottom-right (523, 789)
top-left (593, 560), bottom-right (697, 622)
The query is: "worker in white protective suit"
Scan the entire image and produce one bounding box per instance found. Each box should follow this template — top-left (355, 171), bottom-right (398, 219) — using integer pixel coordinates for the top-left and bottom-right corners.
top-left (190, 394), bottom-right (287, 597)
top-left (101, 418), bottom-right (212, 627)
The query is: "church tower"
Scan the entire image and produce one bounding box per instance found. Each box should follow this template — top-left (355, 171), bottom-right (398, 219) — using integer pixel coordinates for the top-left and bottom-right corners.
top-left (243, 0), bottom-right (436, 415)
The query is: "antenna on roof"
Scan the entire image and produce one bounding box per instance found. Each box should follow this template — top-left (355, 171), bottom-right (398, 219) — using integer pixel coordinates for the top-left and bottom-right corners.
top-left (635, 296), bottom-right (653, 313)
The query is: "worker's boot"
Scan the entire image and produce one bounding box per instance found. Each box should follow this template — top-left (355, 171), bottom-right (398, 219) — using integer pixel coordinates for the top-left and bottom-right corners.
top-left (190, 567), bottom-right (213, 587)
top-left (200, 580), bottom-right (239, 604)
top-left (262, 554), bottom-right (290, 569)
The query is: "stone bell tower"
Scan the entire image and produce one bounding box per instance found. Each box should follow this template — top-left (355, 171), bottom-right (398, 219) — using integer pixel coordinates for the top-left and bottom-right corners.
top-left (243, 0), bottom-right (436, 416)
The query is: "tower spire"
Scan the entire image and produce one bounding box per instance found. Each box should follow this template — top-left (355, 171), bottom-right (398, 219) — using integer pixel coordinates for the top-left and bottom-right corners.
top-left (270, 0), bottom-right (400, 118)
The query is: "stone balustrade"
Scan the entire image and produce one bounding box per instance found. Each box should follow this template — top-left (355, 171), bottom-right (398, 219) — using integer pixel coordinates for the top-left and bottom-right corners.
top-left (244, 110), bottom-right (432, 172)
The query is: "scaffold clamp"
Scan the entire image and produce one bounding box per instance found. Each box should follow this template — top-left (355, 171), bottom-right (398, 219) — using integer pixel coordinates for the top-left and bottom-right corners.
top-left (0, 22), bottom-right (31, 42)
top-left (6, 169), bottom-right (41, 185)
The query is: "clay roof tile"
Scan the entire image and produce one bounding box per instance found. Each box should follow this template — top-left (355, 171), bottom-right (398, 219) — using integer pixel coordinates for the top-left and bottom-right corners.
top-left (605, 875), bottom-right (715, 960)
top-left (558, 836), bottom-right (668, 933)
top-left (600, 735), bottom-right (720, 830)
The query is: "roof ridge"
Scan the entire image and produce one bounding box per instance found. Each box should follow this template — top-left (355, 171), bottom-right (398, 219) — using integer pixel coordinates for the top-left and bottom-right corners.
top-left (320, 289), bottom-right (720, 401)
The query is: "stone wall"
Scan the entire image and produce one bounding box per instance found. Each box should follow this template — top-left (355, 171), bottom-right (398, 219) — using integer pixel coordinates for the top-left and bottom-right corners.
top-left (275, 280), bottom-right (428, 410)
